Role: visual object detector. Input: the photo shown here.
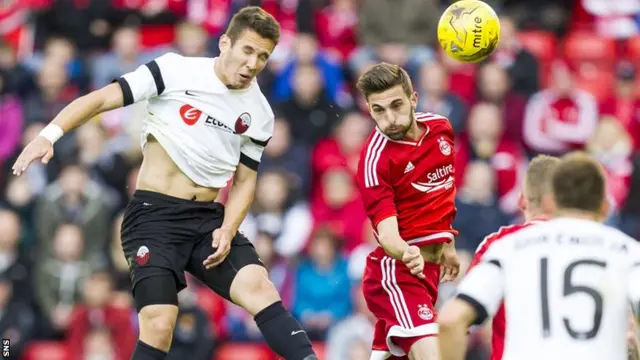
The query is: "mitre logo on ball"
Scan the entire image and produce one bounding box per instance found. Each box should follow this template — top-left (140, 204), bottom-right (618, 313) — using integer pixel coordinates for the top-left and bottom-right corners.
top-left (235, 112), bottom-right (252, 134)
top-left (136, 245), bottom-right (150, 266)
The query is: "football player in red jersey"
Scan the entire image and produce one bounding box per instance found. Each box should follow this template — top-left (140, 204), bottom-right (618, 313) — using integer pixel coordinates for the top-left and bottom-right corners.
top-left (467, 154), bottom-right (560, 360)
top-left (355, 62), bottom-right (461, 360)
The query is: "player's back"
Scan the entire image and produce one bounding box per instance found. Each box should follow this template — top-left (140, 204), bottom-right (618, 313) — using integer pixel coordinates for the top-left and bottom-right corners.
top-left (489, 217), bottom-right (640, 360)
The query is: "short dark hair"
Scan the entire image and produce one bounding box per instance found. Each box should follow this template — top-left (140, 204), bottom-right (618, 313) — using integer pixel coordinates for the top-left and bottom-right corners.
top-left (356, 62), bottom-right (413, 100)
top-left (226, 6), bottom-right (280, 45)
top-left (552, 152), bottom-right (605, 213)
top-left (524, 155), bottom-right (560, 208)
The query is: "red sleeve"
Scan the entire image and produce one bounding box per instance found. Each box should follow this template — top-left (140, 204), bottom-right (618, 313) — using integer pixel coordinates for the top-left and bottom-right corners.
top-left (66, 307), bottom-right (88, 360)
top-left (356, 141), bottom-right (397, 228)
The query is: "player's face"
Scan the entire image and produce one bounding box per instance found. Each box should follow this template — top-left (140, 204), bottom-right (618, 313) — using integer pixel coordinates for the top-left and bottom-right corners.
top-left (219, 30), bottom-right (275, 89)
top-left (367, 85), bottom-right (418, 140)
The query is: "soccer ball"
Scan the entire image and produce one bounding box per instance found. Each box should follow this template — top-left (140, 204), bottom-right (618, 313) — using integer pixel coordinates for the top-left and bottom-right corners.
top-left (437, 0), bottom-right (501, 63)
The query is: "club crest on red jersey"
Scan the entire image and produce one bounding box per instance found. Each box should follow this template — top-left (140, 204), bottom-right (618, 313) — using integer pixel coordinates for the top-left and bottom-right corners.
top-left (438, 137), bottom-right (452, 156)
top-left (136, 246), bottom-right (150, 266)
top-left (418, 304), bottom-right (433, 320)
top-left (235, 112), bottom-right (251, 134)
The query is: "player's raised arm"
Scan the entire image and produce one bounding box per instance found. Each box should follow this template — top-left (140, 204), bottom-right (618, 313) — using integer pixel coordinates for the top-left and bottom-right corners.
top-left (12, 53), bottom-right (179, 176)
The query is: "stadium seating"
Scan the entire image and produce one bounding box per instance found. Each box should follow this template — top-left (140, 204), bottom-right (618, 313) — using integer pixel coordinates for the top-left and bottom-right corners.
top-left (562, 31), bottom-right (617, 67)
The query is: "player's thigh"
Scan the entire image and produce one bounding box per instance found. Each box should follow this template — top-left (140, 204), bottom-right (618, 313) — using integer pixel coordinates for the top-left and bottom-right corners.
top-left (187, 231), bottom-right (278, 313)
top-left (407, 336), bottom-right (439, 360)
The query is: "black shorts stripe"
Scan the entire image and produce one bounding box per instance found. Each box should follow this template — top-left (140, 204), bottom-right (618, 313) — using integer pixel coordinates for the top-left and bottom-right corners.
top-left (115, 78), bottom-right (134, 106)
top-left (240, 153), bottom-right (259, 171)
top-left (456, 293), bottom-right (489, 325)
top-left (250, 137), bottom-right (271, 147)
top-left (145, 60), bottom-right (165, 95)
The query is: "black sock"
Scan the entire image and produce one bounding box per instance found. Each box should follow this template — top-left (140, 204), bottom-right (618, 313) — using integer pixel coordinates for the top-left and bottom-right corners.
top-left (254, 301), bottom-right (316, 360)
top-left (131, 340), bottom-right (168, 360)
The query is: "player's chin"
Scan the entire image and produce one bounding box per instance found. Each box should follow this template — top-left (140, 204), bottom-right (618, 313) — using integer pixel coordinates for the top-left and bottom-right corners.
top-left (385, 130), bottom-right (405, 141)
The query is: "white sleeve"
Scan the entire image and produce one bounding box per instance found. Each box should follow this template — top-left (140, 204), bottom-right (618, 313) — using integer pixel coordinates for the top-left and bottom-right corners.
top-left (455, 250), bottom-right (505, 325)
top-left (114, 52), bottom-right (181, 106)
top-left (239, 109), bottom-right (274, 171)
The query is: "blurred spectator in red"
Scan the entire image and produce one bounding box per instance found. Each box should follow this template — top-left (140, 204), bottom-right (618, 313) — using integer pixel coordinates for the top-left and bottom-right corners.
top-left (586, 116), bottom-right (634, 212)
top-left (325, 283), bottom-right (374, 360)
top-left (226, 231), bottom-right (292, 341)
top-left (0, 41), bottom-right (34, 99)
top-left (452, 161), bottom-right (511, 252)
top-left (277, 63), bottom-right (343, 146)
top-left (456, 103), bottom-right (526, 215)
top-left (314, 0), bottom-right (358, 63)
top-left (92, 25), bottom-right (155, 89)
top-left (67, 271), bottom-right (135, 360)
top-left (261, 117), bottom-right (311, 194)
top-left (253, 171), bottom-right (312, 258)
top-left (292, 227), bottom-right (352, 341)
top-left (475, 63), bottom-right (527, 144)
top-left (23, 58), bottom-right (77, 126)
top-left (417, 62), bottom-right (467, 134)
top-left (0, 70), bottom-right (23, 166)
top-left (439, 51), bottom-right (477, 106)
top-left (312, 167), bottom-right (367, 253)
top-left (0, 272), bottom-right (36, 359)
top-left (350, 0), bottom-right (439, 76)
top-left (347, 223), bottom-right (376, 281)
top-left (599, 61), bottom-right (640, 149)
top-left (311, 112), bottom-right (371, 206)
top-left (574, 0), bottom-right (640, 38)
top-left (190, 275), bottom-right (228, 343)
top-left (167, 286), bottom-right (216, 360)
top-left (490, 16), bottom-right (540, 97)
top-left (34, 163), bottom-right (110, 264)
top-left (273, 33), bottom-right (351, 107)
top-left (172, 22), bottom-right (211, 57)
top-left (34, 223), bottom-right (92, 339)
top-left (0, 209), bottom-right (33, 305)
top-left (523, 59), bottom-right (598, 156)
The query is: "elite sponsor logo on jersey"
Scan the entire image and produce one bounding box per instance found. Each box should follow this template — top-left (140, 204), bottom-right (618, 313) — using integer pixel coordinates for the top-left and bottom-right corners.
top-left (205, 116), bottom-right (234, 133)
top-left (136, 246), bottom-right (150, 266)
top-left (235, 112), bottom-right (251, 134)
top-left (179, 104), bottom-right (202, 126)
top-left (411, 164), bottom-right (454, 193)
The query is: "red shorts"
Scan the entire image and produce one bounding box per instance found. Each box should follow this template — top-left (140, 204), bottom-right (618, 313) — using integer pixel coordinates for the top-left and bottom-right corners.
top-left (362, 247), bottom-right (440, 359)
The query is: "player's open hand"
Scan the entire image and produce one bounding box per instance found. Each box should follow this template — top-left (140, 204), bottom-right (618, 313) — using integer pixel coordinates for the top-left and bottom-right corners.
top-left (440, 246), bottom-right (460, 283)
top-left (203, 228), bottom-right (233, 269)
top-left (12, 136), bottom-right (54, 176)
top-left (402, 245), bottom-right (426, 279)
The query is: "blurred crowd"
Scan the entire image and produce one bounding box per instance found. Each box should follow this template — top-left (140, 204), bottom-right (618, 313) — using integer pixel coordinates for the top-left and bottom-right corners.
top-left (1, 0), bottom-right (640, 359)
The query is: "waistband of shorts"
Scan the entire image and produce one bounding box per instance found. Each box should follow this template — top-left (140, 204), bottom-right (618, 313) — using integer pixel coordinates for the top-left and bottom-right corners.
top-left (132, 190), bottom-right (224, 210)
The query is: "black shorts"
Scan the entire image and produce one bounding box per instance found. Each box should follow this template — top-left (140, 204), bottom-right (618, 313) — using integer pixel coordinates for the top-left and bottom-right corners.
top-left (121, 190), bottom-right (263, 306)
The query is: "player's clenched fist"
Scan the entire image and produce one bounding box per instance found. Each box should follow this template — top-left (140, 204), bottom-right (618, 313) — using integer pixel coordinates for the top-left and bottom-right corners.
top-left (12, 136), bottom-right (54, 176)
top-left (402, 245), bottom-right (426, 279)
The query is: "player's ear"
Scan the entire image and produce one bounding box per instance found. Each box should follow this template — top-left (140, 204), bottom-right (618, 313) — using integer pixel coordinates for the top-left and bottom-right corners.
top-left (410, 91), bottom-right (418, 109)
top-left (599, 198), bottom-right (610, 222)
top-left (219, 34), bottom-right (231, 54)
top-left (518, 192), bottom-right (526, 213)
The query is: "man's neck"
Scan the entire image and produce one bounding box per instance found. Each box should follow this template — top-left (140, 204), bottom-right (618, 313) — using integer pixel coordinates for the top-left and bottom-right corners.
top-left (213, 57), bottom-right (230, 87)
top-left (404, 121), bottom-right (424, 142)
top-left (554, 209), bottom-right (602, 222)
top-left (524, 210), bottom-right (550, 222)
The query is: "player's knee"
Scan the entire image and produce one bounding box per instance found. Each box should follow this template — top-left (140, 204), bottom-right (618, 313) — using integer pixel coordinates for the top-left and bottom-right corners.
top-left (230, 264), bottom-right (281, 314)
top-left (138, 304), bottom-right (178, 350)
top-left (407, 335), bottom-right (439, 360)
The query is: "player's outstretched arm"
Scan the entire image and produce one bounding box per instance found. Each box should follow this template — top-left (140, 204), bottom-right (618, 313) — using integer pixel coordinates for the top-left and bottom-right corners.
top-left (377, 217), bottom-right (426, 279)
top-left (12, 82), bottom-right (125, 176)
top-left (438, 298), bottom-right (477, 360)
top-left (204, 163), bottom-right (257, 269)
top-left (628, 306), bottom-right (640, 360)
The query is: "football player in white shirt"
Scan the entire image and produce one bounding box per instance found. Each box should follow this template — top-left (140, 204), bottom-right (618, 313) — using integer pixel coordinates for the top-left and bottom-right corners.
top-left (437, 152), bottom-right (640, 360)
top-left (12, 7), bottom-right (317, 360)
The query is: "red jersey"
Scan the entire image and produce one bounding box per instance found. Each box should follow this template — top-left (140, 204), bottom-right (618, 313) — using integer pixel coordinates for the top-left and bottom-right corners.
top-left (356, 112), bottom-right (458, 247)
top-left (467, 219), bottom-right (546, 360)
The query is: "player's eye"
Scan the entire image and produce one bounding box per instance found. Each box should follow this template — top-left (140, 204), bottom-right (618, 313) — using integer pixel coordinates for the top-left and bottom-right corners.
top-left (243, 47), bottom-right (253, 55)
top-left (259, 54), bottom-right (268, 62)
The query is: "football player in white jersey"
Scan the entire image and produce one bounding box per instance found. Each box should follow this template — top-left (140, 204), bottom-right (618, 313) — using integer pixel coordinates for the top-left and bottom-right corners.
top-left (12, 7), bottom-right (317, 360)
top-left (437, 152), bottom-right (640, 360)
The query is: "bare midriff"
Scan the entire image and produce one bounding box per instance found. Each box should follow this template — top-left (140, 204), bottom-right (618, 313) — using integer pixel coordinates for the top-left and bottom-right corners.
top-left (135, 136), bottom-right (221, 202)
top-left (420, 243), bottom-right (445, 263)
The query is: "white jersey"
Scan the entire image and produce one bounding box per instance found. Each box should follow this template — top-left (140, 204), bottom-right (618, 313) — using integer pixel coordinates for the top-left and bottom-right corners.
top-left (115, 52), bottom-right (274, 188)
top-left (456, 217), bottom-right (640, 360)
